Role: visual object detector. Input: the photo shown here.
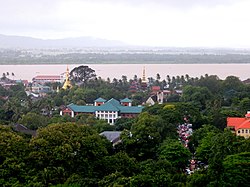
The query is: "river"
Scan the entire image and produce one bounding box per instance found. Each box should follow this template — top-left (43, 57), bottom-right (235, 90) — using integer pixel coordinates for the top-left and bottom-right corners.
top-left (0, 64), bottom-right (249, 81)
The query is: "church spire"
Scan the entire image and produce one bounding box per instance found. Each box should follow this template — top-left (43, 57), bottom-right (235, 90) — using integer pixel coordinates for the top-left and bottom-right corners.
top-left (62, 66), bottom-right (72, 90)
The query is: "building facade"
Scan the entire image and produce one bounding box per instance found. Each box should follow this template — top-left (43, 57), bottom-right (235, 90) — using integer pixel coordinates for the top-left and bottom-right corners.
top-left (227, 112), bottom-right (250, 138)
top-left (60, 98), bottom-right (143, 125)
top-left (32, 75), bottom-right (64, 84)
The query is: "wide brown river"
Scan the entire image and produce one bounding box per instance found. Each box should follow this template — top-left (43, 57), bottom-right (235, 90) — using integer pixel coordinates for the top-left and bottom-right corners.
top-left (0, 64), bottom-right (250, 81)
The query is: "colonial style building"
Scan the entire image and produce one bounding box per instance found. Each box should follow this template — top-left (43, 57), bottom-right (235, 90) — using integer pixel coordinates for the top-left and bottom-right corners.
top-left (227, 112), bottom-right (250, 138)
top-left (60, 98), bottom-right (143, 124)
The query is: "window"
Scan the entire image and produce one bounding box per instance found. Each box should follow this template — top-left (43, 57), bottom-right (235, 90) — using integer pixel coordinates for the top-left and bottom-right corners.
top-left (246, 129), bottom-right (248, 133)
top-left (242, 129), bottom-right (244, 133)
top-left (238, 130), bottom-right (240, 133)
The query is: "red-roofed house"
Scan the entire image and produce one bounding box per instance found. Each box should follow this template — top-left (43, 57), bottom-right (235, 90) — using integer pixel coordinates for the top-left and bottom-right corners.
top-left (32, 75), bottom-right (64, 84)
top-left (227, 112), bottom-right (250, 138)
top-left (151, 86), bottom-right (161, 94)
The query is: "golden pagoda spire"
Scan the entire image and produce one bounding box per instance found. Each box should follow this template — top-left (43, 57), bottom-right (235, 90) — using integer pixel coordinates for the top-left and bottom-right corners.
top-left (141, 66), bottom-right (148, 89)
top-left (62, 66), bottom-right (72, 90)
top-left (142, 66), bottom-right (147, 83)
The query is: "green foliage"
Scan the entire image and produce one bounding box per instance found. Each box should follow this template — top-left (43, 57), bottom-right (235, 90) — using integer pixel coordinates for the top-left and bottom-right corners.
top-left (158, 139), bottom-right (191, 169)
top-left (70, 65), bottom-right (96, 85)
top-left (220, 152), bottom-right (250, 187)
top-left (129, 159), bottom-right (181, 187)
top-left (196, 75), bottom-right (222, 94)
top-left (222, 76), bottom-right (244, 92)
top-left (28, 123), bottom-right (111, 186)
top-left (98, 171), bottom-right (130, 187)
top-left (0, 125), bottom-right (28, 186)
top-left (188, 124), bottom-right (220, 153)
top-left (239, 97), bottom-right (250, 113)
top-left (18, 112), bottom-right (48, 130)
top-left (181, 85), bottom-right (212, 110)
top-left (115, 118), bottom-right (134, 131)
top-left (187, 171), bottom-right (210, 187)
top-left (1, 70), bottom-right (250, 186)
top-left (121, 112), bottom-right (167, 160)
top-left (100, 152), bottom-right (138, 177)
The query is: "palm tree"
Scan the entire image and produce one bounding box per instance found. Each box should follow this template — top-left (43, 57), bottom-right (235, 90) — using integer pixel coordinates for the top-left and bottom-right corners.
top-left (11, 72), bottom-right (15, 80)
top-left (2, 73), bottom-right (6, 79)
top-left (156, 73), bottom-right (161, 81)
top-left (185, 74), bottom-right (190, 82)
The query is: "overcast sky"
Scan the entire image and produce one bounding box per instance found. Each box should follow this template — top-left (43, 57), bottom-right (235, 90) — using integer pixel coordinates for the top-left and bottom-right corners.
top-left (1, 0), bottom-right (250, 47)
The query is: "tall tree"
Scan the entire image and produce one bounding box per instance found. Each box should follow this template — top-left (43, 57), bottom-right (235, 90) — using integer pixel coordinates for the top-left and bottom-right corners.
top-left (158, 139), bottom-right (191, 170)
top-left (70, 65), bottom-right (96, 85)
top-left (28, 123), bottom-right (111, 186)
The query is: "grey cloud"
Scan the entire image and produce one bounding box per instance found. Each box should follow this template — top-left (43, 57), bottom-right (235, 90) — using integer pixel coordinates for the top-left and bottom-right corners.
top-left (88, 0), bottom-right (239, 8)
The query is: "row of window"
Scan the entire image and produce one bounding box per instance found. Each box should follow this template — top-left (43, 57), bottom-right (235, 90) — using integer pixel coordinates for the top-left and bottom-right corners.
top-left (97, 114), bottom-right (117, 118)
top-left (96, 111), bottom-right (117, 114)
top-left (238, 129), bottom-right (249, 134)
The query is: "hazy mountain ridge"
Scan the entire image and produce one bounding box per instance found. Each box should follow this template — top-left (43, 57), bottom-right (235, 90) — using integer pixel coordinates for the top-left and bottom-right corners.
top-left (0, 34), bottom-right (127, 48)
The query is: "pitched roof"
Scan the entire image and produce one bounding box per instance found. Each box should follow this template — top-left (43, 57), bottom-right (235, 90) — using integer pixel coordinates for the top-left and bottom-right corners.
top-left (118, 106), bottom-right (143, 114)
top-left (33, 75), bottom-right (61, 80)
top-left (68, 103), bottom-right (96, 113)
top-left (106, 98), bottom-right (121, 107)
top-left (152, 86), bottom-right (161, 91)
top-left (67, 98), bottom-right (143, 114)
top-left (100, 131), bottom-right (121, 143)
top-left (97, 102), bottom-right (120, 112)
top-left (236, 120), bottom-right (250, 130)
top-left (245, 113), bottom-right (250, 118)
top-left (94, 97), bottom-right (106, 102)
top-left (227, 117), bottom-right (245, 127)
top-left (120, 98), bottom-right (132, 103)
top-left (227, 117), bottom-right (250, 130)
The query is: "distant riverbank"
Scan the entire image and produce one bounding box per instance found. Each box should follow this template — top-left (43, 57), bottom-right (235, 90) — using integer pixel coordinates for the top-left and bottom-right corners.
top-left (1, 63), bottom-right (250, 82)
top-left (1, 49), bottom-right (250, 65)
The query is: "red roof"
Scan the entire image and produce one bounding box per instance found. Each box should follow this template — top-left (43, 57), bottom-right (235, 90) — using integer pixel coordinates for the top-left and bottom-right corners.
top-left (227, 117), bottom-right (245, 127)
top-left (33, 75), bottom-right (61, 80)
top-left (227, 117), bottom-right (250, 130)
top-left (151, 86), bottom-right (161, 91)
top-left (236, 120), bottom-right (250, 130)
top-left (22, 80), bottom-right (29, 85)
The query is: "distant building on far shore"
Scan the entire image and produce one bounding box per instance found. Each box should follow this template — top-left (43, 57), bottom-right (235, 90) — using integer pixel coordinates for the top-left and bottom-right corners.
top-left (32, 75), bottom-right (64, 84)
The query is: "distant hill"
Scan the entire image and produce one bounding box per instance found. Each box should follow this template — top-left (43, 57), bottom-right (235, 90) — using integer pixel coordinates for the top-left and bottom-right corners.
top-left (0, 34), bottom-right (127, 48)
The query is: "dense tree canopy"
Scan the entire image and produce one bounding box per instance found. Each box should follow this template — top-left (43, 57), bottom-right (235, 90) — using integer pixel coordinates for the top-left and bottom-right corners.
top-left (0, 70), bottom-right (250, 186)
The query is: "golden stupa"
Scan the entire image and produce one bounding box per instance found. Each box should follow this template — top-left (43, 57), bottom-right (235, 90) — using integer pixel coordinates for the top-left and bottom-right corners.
top-left (141, 66), bottom-right (148, 88)
top-left (142, 66), bottom-right (147, 83)
top-left (62, 66), bottom-right (72, 90)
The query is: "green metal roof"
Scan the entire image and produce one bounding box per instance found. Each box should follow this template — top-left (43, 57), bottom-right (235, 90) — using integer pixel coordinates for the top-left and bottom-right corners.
top-left (67, 98), bottom-right (143, 114)
top-left (118, 106), bottom-right (144, 114)
top-left (68, 104), bottom-right (96, 113)
top-left (97, 102), bottom-right (120, 112)
top-left (94, 97), bottom-right (106, 102)
top-left (120, 98), bottom-right (132, 103)
top-left (106, 98), bottom-right (121, 107)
